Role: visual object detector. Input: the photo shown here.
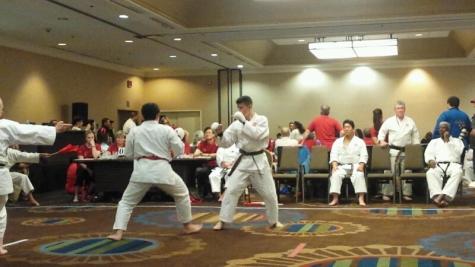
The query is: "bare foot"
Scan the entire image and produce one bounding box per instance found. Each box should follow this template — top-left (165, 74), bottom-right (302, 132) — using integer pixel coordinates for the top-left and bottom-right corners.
top-left (328, 199), bottom-right (339, 206)
top-left (107, 230), bottom-right (124, 241)
top-left (28, 196), bottom-right (40, 206)
top-left (182, 223), bottom-right (202, 235)
top-left (0, 247), bottom-right (8, 255)
top-left (439, 200), bottom-right (449, 208)
top-left (213, 221), bottom-right (224, 231)
top-left (358, 200), bottom-right (366, 206)
top-left (267, 222), bottom-right (284, 231)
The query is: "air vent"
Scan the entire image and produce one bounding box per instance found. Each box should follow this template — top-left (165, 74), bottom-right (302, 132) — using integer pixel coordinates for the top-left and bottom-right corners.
top-left (109, 0), bottom-right (144, 14)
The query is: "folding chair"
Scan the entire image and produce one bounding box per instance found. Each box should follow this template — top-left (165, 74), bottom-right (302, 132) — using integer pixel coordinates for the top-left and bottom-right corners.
top-left (399, 144), bottom-right (428, 203)
top-left (273, 146), bottom-right (301, 203)
top-left (367, 146), bottom-right (395, 203)
top-left (302, 146), bottom-right (329, 203)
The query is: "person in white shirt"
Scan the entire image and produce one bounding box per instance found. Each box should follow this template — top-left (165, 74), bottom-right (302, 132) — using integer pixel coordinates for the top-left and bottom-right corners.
top-left (107, 103), bottom-right (202, 241)
top-left (208, 144), bottom-right (240, 199)
top-left (329, 120), bottom-right (368, 206)
top-left (425, 121), bottom-right (465, 207)
top-left (289, 121), bottom-right (305, 142)
top-left (212, 96), bottom-right (281, 231)
top-left (6, 146), bottom-right (46, 206)
top-left (0, 97), bottom-right (69, 255)
top-left (275, 127), bottom-right (299, 152)
top-left (378, 100), bottom-right (420, 201)
top-left (122, 111), bottom-right (139, 135)
top-left (463, 148), bottom-right (474, 187)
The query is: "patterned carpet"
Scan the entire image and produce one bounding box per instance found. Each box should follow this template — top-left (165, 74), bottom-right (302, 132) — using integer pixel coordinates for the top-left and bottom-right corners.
top-left (1, 190), bottom-right (474, 266)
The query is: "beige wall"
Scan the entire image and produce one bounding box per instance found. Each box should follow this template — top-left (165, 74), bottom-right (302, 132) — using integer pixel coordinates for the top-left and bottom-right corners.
top-left (1, 45), bottom-right (474, 139)
top-left (0, 45), bottom-right (144, 127)
top-left (243, 67), bottom-right (475, 137)
top-left (143, 76), bottom-right (218, 131)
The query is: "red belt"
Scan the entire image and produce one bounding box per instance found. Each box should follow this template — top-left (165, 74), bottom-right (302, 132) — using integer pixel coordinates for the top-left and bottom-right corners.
top-left (137, 155), bottom-right (169, 162)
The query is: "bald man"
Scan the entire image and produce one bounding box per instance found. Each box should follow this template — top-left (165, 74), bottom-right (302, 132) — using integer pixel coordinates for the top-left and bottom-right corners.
top-left (0, 97), bottom-right (69, 255)
top-left (302, 105), bottom-right (342, 150)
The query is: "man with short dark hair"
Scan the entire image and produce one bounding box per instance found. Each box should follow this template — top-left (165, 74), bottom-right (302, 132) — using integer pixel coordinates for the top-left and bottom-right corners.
top-left (329, 120), bottom-right (368, 206)
top-left (302, 105), bottom-right (342, 150)
top-left (432, 96), bottom-right (471, 145)
top-left (107, 103), bottom-right (202, 240)
top-left (212, 95), bottom-right (281, 230)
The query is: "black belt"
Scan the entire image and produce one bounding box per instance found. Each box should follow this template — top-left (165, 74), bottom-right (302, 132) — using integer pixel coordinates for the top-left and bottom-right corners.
top-left (437, 161), bottom-right (460, 165)
top-left (389, 145), bottom-right (405, 151)
top-left (227, 149), bottom-right (265, 176)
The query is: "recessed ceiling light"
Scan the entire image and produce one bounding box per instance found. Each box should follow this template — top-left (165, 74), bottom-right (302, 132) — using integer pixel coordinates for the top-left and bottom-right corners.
top-left (211, 53), bottom-right (218, 57)
top-left (415, 33), bottom-right (423, 37)
top-left (169, 55), bottom-right (177, 58)
top-left (57, 43), bottom-right (67, 46)
top-left (124, 40), bottom-right (134, 43)
top-left (298, 39), bottom-right (305, 42)
top-left (237, 64), bottom-right (244, 68)
top-left (173, 37), bottom-right (182, 41)
top-left (118, 14), bottom-right (129, 19)
top-left (153, 68), bottom-right (159, 71)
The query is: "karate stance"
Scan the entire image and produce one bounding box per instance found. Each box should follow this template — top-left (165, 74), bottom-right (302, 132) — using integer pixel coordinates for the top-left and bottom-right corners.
top-left (0, 97), bottom-right (68, 255)
top-left (108, 103), bottom-right (201, 240)
top-left (212, 96), bottom-right (281, 230)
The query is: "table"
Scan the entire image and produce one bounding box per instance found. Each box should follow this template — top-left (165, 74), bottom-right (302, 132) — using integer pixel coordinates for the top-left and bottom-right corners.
top-left (74, 157), bottom-right (212, 193)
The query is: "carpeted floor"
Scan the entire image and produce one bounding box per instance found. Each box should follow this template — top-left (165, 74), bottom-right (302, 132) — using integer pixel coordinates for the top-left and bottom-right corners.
top-left (1, 189), bottom-right (475, 267)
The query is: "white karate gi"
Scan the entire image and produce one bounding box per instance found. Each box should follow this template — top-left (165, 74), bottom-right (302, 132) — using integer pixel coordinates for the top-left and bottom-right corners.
top-left (329, 136), bottom-right (368, 195)
top-left (122, 118), bottom-right (137, 135)
top-left (208, 144), bottom-right (240, 193)
top-left (463, 148), bottom-right (474, 183)
top-left (377, 115), bottom-right (420, 196)
top-left (112, 120), bottom-right (191, 231)
top-left (217, 113), bottom-right (279, 225)
top-left (424, 137), bottom-right (464, 201)
top-left (7, 148), bottom-right (40, 196)
top-left (0, 119), bottom-right (55, 239)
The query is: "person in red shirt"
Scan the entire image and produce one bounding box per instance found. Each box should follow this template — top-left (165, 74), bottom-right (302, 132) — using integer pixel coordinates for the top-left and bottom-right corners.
top-left (194, 127), bottom-right (218, 199)
top-left (302, 105), bottom-right (342, 150)
top-left (108, 131), bottom-right (126, 155)
top-left (363, 128), bottom-right (374, 146)
top-left (74, 130), bottom-right (101, 202)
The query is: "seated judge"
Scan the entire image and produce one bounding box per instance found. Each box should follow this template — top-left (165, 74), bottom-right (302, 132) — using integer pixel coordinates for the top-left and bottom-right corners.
top-left (329, 120), bottom-right (368, 206)
top-left (74, 130), bottom-right (101, 203)
top-left (194, 127), bottom-right (218, 198)
top-left (108, 130), bottom-right (126, 156)
top-left (425, 121), bottom-right (464, 207)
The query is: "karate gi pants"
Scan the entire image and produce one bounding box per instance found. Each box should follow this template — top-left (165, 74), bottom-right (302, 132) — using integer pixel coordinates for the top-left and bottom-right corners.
top-left (382, 155), bottom-right (412, 196)
top-left (11, 172), bottom-right (34, 194)
top-left (329, 165), bottom-right (367, 195)
top-left (426, 163), bottom-right (463, 201)
top-left (113, 172), bottom-right (192, 231)
top-left (219, 166), bottom-right (278, 225)
top-left (0, 195), bottom-right (7, 239)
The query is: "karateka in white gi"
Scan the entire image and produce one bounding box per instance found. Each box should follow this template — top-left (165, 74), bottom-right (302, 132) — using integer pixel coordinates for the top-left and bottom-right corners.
top-left (107, 103), bottom-right (201, 241)
top-left (0, 97), bottom-right (69, 255)
top-left (425, 121), bottom-right (465, 207)
top-left (212, 95), bottom-right (282, 231)
top-left (208, 144), bottom-right (240, 200)
top-left (6, 146), bottom-right (47, 206)
top-left (378, 100), bottom-right (420, 201)
top-left (329, 119), bottom-right (368, 206)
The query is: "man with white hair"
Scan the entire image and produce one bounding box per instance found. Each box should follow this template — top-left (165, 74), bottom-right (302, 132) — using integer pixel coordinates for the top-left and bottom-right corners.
top-left (425, 121), bottom-right (464, 207)
top-left (378, 100), bottom-right (420, 201)
top-left (0, 97), bottom-right (69, 255)
top-left (212, 95), bottom-right (281, 230)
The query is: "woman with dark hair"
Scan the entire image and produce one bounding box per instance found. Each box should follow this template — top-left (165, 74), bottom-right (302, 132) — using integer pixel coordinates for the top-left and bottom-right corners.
top-left (370, 108), bottom-right (383, 145)
top-left (290, 121), bottom-right (306, 142)
top-left (74, 130), bottom-right (101, 202)
top-left (355, 128), bottom-right (364, 139)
